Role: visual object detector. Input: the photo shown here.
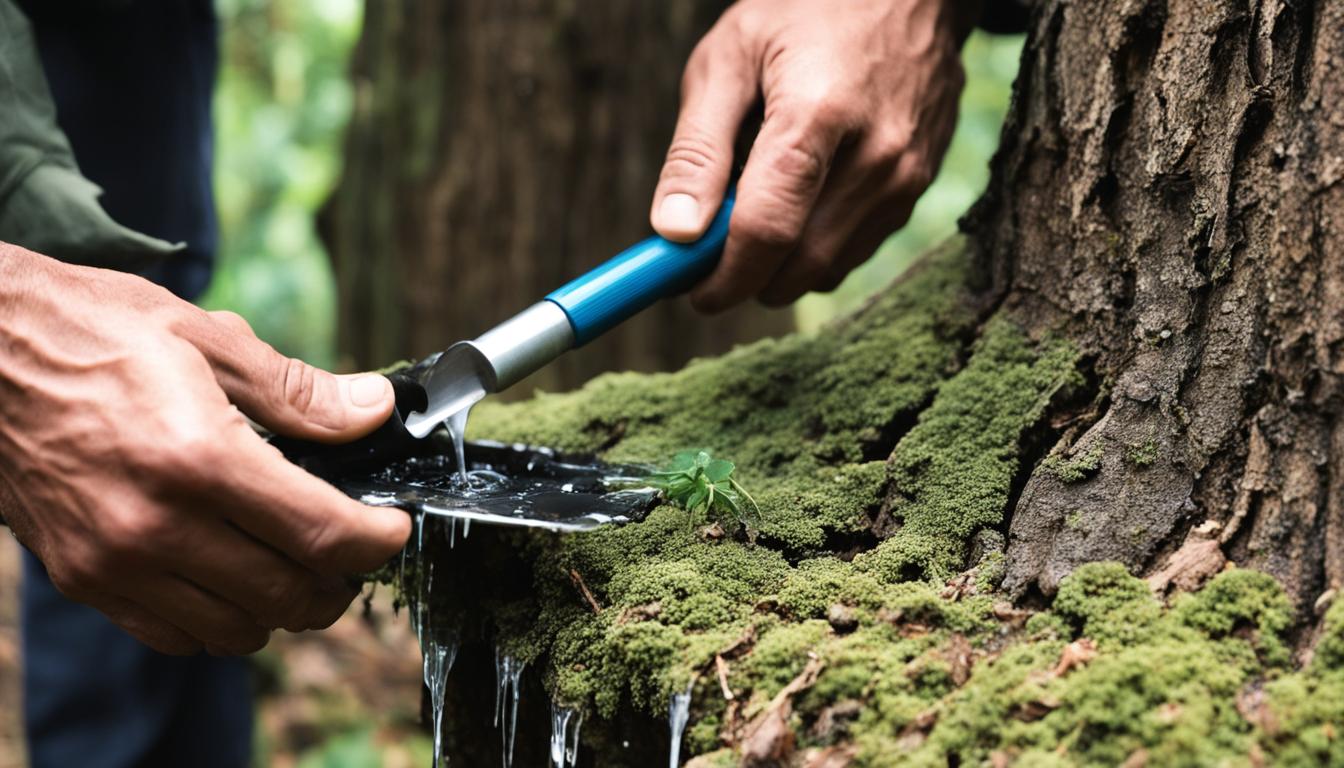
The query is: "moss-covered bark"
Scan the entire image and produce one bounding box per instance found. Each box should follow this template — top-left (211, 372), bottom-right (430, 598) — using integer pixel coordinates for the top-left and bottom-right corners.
top-left (344, 0), bottom-right (1344, 762)
top-left (387, 235), bottom-right (1343, 766)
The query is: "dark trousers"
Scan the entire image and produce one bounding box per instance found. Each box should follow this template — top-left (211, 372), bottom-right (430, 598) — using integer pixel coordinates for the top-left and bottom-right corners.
top-left (21, 554), bottom-right (253, 768)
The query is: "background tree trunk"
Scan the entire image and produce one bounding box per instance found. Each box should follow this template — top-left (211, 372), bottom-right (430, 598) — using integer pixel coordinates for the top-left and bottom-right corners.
top-left (323, 0), bottom-right (792, 393)
top-left (971, 0), bottom-right (1344, 613)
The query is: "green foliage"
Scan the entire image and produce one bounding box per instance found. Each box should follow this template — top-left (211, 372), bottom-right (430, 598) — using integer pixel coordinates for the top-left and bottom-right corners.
top-left (650, 450), bottom-right (760, 527)
top-left (203, 0), bottom-right (362, 368)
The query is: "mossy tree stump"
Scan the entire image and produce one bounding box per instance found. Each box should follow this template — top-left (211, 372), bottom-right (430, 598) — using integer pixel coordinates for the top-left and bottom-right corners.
top-left (354, 0), bottom-right (1344, 764)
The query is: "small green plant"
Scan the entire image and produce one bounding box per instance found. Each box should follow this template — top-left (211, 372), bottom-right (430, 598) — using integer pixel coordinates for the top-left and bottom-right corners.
top-left (650, 450), bottom-right (760, 526)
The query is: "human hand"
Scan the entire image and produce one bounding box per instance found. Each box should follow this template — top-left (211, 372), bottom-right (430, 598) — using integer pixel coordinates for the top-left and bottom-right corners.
top-left (651, 0), bottom-right (971, 311)
top-left (0, 244), bottom-right (411, 655)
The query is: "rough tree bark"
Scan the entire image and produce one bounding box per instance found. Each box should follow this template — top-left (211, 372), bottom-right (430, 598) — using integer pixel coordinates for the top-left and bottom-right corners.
top-left (977, 0), bottom-right (1344, 613)
top-left (323, 0), bottom-right (791, 391)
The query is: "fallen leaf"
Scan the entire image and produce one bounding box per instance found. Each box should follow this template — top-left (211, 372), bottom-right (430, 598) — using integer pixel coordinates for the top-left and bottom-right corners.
top-left (741, 654), bottom-right (825, 767)
top-left (992, 602), bottom-right (1033, 627)
top-left (809, 699), bottom-right (863, 742)
top-left (1011, 696), bottom-right (1060, 722)
top-left (945, 634), bottom-right (975, 686)
top-left (1052, 638), bottom-right (1097, 678)
top-left (802, 745), bottom-right (857, 768)
top-left (1147, 535), bottom-right (1226, 596)
top-left (1155, 702), bottom-right (1182, 724)
top-left (617, 601), bottom-right (662, 624)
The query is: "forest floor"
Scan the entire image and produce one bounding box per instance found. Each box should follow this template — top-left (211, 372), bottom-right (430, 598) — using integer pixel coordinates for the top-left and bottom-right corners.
top-left (0, 536), bottom-right (432, 768)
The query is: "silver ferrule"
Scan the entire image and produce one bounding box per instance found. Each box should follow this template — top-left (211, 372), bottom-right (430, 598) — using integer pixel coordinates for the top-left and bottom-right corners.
top-left (467, 301), bottom-right (575, 391)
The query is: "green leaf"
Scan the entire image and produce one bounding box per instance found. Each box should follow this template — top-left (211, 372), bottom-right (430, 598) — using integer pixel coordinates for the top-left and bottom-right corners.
top-left (687, 484), bottom-right (709, 514)
top-left (705, 458), bottom-right (735, 483)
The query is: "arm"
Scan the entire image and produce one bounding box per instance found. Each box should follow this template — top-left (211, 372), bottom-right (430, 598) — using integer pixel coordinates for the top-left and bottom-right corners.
top-left (651, 0), bottom-right (979, 310)
top-left (0, 243), bottom-right (410, 655)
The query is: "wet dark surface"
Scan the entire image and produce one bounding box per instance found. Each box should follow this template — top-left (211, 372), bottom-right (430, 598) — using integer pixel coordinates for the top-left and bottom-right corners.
top-left (269, 360), bottom-right (658, 532)
top-left (334, 440), bottom-right (659, 532)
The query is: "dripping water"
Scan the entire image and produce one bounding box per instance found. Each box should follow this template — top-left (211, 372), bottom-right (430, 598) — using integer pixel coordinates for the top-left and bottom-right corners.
top-left (494, 649), bottom-right (526, 768)
top-left (445, 407), bottom-right (472, 485)
top-left (549, 703), bottom-right (583, 768)
top-left (422, 624), bottom-right (458, 768)
top-left (668, 681), bottom-right (693, 768)
top-left (399, 511), bottom-right (462, 768)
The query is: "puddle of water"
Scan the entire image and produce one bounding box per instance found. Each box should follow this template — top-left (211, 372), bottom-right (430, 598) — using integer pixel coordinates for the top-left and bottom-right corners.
top-left (340, 440), bottom-right (659, 532)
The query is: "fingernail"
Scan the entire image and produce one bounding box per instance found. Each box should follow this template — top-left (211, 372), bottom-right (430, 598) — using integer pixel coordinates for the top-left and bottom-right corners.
top-left (348, 375), bottom-right (391, 408)
top-left (658, 193), bottom-right (701, 237)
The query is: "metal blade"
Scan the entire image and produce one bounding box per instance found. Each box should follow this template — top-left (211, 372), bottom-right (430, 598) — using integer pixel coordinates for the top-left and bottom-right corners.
top-left (402, 342), bottom-right (490, 438)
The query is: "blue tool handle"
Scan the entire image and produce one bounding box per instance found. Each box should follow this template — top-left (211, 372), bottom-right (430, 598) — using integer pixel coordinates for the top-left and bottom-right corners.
top-left (545, 193), bottom-right (734, 346)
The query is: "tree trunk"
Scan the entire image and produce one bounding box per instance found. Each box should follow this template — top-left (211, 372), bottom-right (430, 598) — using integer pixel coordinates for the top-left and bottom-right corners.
top-left (323, 0), bottom-right (792, 391)
top-left (360, 0), bottom-right (1344, 765)
top-left (973, 0), bottom-right (1344, 613)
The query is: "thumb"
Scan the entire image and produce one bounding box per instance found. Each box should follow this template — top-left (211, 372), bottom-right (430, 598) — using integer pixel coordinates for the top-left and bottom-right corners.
top-left (188, 310), bottom-right (395, 443)
top-left (651, 41), bottom-right (756, 242)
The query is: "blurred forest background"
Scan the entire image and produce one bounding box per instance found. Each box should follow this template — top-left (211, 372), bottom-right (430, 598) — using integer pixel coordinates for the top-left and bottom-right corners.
top-left (0, 2), bottom-right (1022, 767)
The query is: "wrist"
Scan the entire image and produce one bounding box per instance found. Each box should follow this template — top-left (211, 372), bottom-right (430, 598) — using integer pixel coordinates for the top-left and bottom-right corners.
top-left (0, 242), bottom-right (56, 327)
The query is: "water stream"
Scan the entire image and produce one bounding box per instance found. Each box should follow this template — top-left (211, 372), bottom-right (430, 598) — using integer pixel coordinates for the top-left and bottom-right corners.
top-left (445, 407), bottom-right (473, 485)
top-left (494, 650), bottom-right (526, 768)
top-left (668, 681), bottom-right (694, 768)
top-left (548, 702), bottom-right (583, 768)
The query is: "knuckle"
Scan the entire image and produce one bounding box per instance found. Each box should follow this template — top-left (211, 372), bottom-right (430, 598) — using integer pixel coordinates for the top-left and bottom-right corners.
top-left (233, 626), bottom-right (271, 655)
top-left (805, 94), bottom-right (851, 130)
top-left (732, 208), bottom-right (804, 249)
top-left (868, 128), bottom-right (912, 164)
top-left (662, 133), bottom-right (723, 180)
top-left (299, 514), bottom-right (344, 575)
top-left (132, 421), bottom-right (224, 488)
top-left (794, 247), bottom-right (836, 278)
top-left (279, 357), bottom-right (319, 415)
top-left (102, 507), bottom-right (172, 561)
top-left (209, 310), bottom-right (255, 337)
top-left (260, 580), bottom-right (309, 629)
top-left (767, 138), bottom-right (830, 195)
top-left (308, 591), bottom-right (354, 630)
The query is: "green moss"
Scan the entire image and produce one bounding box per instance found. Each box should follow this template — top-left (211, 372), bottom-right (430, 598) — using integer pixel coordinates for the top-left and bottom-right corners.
top-left (1262, 671), bottom-right (1344, 765)
top-left (1052, 562), bottom-right (1161, 647)
top-left (1311, 597), bottom-right (1344, 669)
top-left (854, 321), bottom-right (1082, 582)
top-left (896, 564), bottom-right (1306, 767)
top-left (1126, 438), bottom-right (1159, 467)
top-left (1042, 443), bottom-right (1103, 484)
top-left (1171, 568), bottom-right (1295, 668)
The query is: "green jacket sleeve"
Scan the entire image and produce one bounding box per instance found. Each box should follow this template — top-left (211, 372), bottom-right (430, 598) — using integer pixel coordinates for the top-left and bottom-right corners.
top-left (0, 0), bottom-right (183, 270)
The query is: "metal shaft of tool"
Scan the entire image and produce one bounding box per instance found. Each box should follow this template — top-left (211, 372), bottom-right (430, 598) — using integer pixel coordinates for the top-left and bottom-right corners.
top-left (469, 301), bottom-right (575, 391)
top-left (402, 301), bottom-right (575, 438)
